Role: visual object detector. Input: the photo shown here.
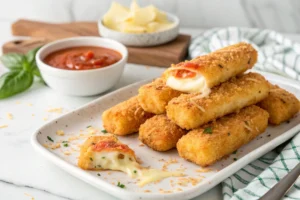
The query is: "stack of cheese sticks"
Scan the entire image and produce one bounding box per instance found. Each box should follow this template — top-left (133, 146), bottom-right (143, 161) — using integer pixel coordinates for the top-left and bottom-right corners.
top-left (102, 42), bottom-right (300, 167)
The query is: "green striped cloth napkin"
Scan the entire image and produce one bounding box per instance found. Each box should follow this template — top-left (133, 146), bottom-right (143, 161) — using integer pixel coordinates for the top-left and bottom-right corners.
top-left (189, 27), bottom-right (300, 200)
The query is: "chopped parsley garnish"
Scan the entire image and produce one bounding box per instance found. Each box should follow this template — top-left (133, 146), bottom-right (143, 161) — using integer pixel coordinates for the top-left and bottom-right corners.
top-left (87, 125), bottom-right (92, 128)
top-left (102, 156), bottom-right (105, 159)
top-left (203, 127), bottom-right (213, 134)
top-left (47, 136), bottom-right (54, 142)
top-left (228, 132), bottom-right (231, 136)
top-left (97, 165), bottom-right (101, 168)
top-left (232, 150), bottom-right (237, 154)
top-left (90, 157), bottom-right (93, 161)
top-left (62, 141), bottom-right (68, 143)
top-left (244, 121), bottom-right (249, 125)
top-left (134, 170), bottom-right (137, 174)
top-left (233, 158), bottom-right (237, 161)
top-left (117, 182), bottom-right (125, 188)
top-left (101, 129), bottom-right (108, 133)
top-left (97, 173), bottom-right (101, 176)
top-left (63, 143), bottom-right (68, 147)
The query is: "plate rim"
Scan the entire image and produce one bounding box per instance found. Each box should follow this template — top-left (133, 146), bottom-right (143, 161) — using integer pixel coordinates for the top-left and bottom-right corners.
top-left (31, 70), bottom-right (300, 200)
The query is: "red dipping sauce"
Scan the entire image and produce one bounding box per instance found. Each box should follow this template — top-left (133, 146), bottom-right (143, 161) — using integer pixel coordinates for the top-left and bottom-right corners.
top-left (44, 46), bottom-right (122, 70)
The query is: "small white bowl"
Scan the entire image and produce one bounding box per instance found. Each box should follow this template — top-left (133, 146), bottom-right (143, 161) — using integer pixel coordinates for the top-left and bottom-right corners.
top-left (98, 12), bottom-right (179, 47)
top-left (36, 37), bottom-right (128, 96)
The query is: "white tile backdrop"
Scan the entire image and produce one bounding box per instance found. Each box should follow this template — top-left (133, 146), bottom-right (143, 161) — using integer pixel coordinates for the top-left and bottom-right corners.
top-left (0, 0), bottom-right (299, 33)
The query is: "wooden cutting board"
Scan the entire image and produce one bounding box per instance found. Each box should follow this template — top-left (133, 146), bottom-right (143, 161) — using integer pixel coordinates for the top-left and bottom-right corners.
top-left (2, 19), bottom-right (191, 67)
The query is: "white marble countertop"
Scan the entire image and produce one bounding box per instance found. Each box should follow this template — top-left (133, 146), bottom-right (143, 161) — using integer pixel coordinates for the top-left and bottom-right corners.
top-left (1, 21), bottom-right (300, 200)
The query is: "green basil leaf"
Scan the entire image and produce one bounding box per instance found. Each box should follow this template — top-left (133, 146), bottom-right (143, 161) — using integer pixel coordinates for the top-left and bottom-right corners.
top-left (0, 53), bottom-right (25, 70)
top-left (26, 46), bottom-right (41, 65)
top-left (0, 70), bottom-right (33, 99)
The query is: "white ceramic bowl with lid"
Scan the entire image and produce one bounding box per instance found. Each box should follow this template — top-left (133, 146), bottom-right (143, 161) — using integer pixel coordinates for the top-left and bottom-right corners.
top-left (98, 12), bottom-right (180, 47)
top-left (36, 37), bottom-right (128, 96)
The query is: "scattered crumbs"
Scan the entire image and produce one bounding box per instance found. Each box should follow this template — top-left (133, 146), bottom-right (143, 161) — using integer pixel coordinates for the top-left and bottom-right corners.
top-left (68, 136), bottom-right (79, 141)
top-left (6, 113), bottom-right (13, 120)
top-left (0, 124), bottom-right (8, 129)
top-left (267, 134), bottom-right (271, 137)
top-left (45, 143), bottom-right (61, 150)
top-left (64, 151), bottom-right (71, 156)
top-left (158, 158), bottom-right (165, 162)
top-left (24, 193), bottom-right (34, 200)
top-left (144, 190), bottom-right (151, 193)
top-left (27, 103), bottom-right (33, 106)
top-left (43, 117), bottom-right (48, 121)
top-left (145, 65), bottom-right (150, 69)
top-left (162, 158), bottom-right (178, 170)
top-left (16, 101), bottom-right (21, 104)
top-left (159, 189), bottom-right (173, 194)
top-left (88, 127), bottom-right (97, 135)
top-left (56, 130), bottom-right (65, 136)
top-left (139, 143), bottom-right (145, 147)
top-left (47, 107), bottom-right (63, 113)
top-left (108, 172), bottom-right (112, 175)
top-left (32, 114), bottom-right (35, 117)
top-left (176, 188), bottom-right (183, 192)
top-left (177, 177), bottom-right (203, 187)
top-left (196, 168), bottom-right (212, 173)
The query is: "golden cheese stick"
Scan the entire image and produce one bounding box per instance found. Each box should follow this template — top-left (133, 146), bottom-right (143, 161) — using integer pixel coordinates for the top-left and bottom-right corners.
top-left (167, 72), bottom-right (270, 129)
top-left (138, 43), bottom-right (257, 114)
top-left (164, 42), bottom-right (258, 93)
top-left (138, 78), bottom-right (183, 114)
top-left (102, 96), bottom-right (154, 135)
top-left (257, 84), bottom-right (300, 125)
top-left (139, 115), bottom-right (187, 151)
top-left (177, 105), bottom-right (269, 167)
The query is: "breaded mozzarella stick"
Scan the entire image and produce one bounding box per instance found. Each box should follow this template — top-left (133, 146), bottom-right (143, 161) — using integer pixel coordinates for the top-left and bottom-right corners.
top-left (166, 72), bottom-right (270, 129)
top-left (138, 78), bottom-right (183, 114)
top-left (164, 42), bottom-right (258, 93)
top-left (257, 84), bottom-right (300, 125)
top-left (177, 105), bottom-right (269, 167)
top-left (139, 115), bottom-right (187, 151)
top-left (102, 96), bottom-right (154, 135)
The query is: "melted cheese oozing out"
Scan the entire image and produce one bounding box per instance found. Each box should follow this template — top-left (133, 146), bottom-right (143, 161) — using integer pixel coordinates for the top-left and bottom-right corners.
top-left (91, 151), bottom-right (184, 186)
top-left (166, 74), bottom-right (211, 96)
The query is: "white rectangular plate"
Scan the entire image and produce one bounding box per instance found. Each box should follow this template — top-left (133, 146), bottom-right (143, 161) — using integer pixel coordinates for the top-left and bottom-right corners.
top-left (32, 71), bottom-right (300, 200)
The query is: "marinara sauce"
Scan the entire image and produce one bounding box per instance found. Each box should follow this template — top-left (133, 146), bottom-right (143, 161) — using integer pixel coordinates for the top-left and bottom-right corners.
top-left (44, 46), bottom-right (122, 70)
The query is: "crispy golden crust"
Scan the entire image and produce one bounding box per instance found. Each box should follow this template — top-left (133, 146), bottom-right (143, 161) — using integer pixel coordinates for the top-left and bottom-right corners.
top-left (166, 72), bottom-right (270, 129)
top-left (257, 84), bottom-right (300, 125)
top-left (177, 105), bottom-right (269, 167)
top-left (139, 115), bottom-right (187, 151)
top-left (102, 96), bottom-right (154, 135)
top-left (164, 42), bottom-right (257, 88)
top-left (78, 135), bottom-right (136, 170)
top-left (138, 78), bottom-right (183, 114)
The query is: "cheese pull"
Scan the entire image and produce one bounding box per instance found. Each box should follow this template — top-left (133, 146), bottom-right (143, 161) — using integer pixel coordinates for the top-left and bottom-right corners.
top-left (177, 105), bottom-right (269, 167)
top-left (166, 72), bottom-right (270, 130)
top-left (78, 135), bottom-right (184, 186)
top-left (164, 42), bottom-right (257, 93)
